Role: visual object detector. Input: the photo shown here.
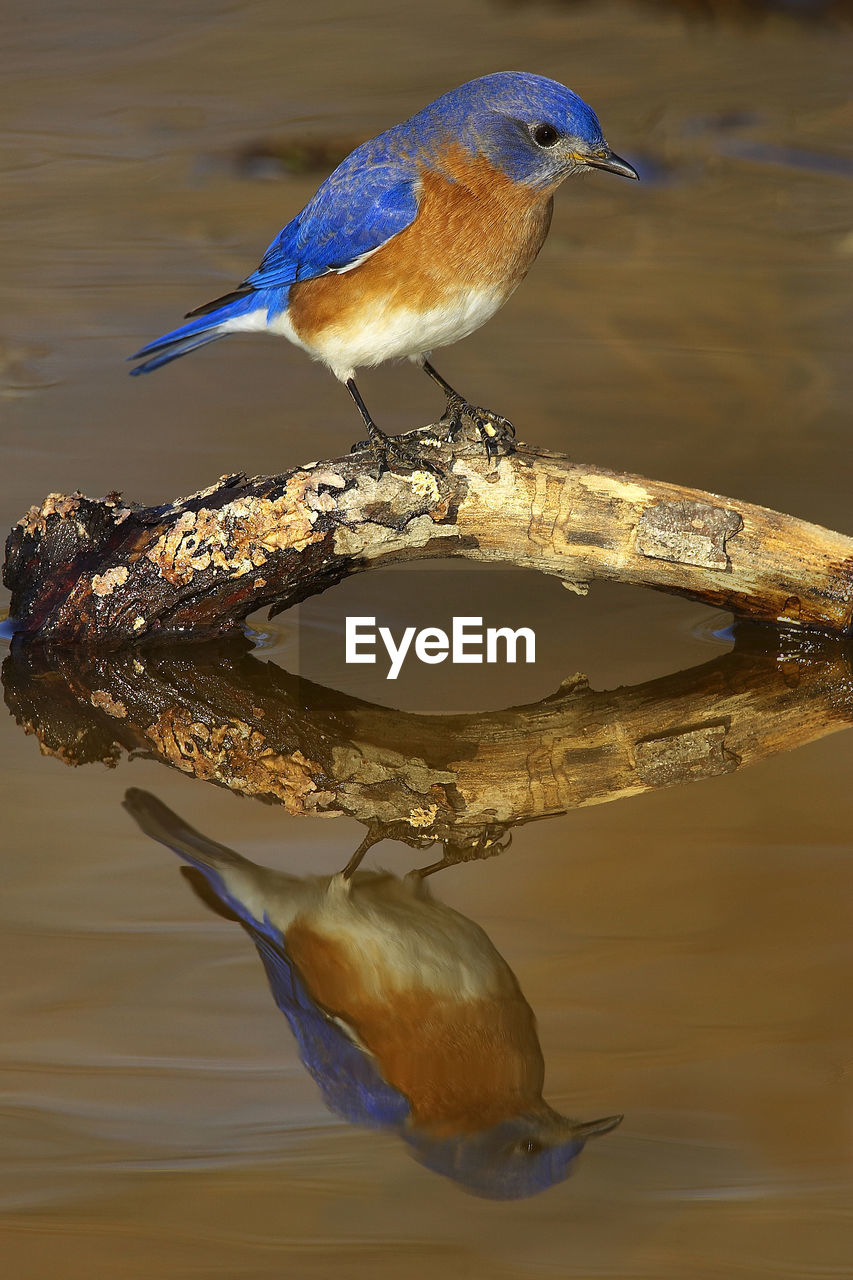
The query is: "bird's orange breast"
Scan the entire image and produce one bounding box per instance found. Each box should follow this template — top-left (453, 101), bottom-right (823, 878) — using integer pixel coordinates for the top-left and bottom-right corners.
top-left (288, 148), bottom-right (554, 346)
top-left (285, 918), bottom-right (546, 1134)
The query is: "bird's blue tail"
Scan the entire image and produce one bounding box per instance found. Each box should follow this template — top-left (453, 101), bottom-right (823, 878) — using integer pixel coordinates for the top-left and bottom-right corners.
top-left (128, 286), bottom-right (267, 374)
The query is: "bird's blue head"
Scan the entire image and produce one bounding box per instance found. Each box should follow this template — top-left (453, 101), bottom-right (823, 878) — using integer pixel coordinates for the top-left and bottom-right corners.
top-left (415, 72), bottom-right (638, 191)
top-left (402, 1108), bottom-right (622, 1201)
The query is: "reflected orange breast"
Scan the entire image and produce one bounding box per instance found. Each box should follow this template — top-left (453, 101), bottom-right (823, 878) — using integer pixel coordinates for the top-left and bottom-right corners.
top-left (286, 919), bottom-right (546, 1133)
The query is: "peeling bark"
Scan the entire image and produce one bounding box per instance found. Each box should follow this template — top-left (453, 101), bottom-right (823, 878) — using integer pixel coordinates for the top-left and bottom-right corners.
top-left (5, 424), bottom-right (853, 648)
top-left (5, 631), bottom-right (852, 856)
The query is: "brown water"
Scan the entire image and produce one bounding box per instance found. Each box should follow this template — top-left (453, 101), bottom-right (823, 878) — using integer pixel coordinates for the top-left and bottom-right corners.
top-left (2, 1), bottom-right (853, 1275)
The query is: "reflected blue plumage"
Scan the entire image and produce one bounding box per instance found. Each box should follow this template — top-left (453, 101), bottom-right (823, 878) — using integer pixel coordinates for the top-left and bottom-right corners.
top-left (125, 788), bottom-right (621, 1199)
top-left (248, 928), bottom-right (411, 1130)
top-left (146, 810), bottom-right (411, 1128)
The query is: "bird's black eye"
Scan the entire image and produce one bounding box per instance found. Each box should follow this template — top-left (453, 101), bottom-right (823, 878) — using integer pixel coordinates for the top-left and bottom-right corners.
top-left (515, 1139), bottom-right (544, 1156)
top-left (531, 123), bottom-right (560, 148)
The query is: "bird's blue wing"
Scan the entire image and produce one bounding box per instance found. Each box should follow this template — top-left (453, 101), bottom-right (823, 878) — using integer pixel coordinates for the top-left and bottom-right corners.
top-left (246, 134), bottom-right (421, 289)
top-left (247, 924), bottom-right (411, 1131)
top-left (129, 129), bottom-right (422, 369)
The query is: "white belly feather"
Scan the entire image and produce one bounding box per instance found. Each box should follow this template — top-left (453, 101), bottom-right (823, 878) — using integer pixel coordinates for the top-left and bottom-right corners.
top-left (224, 286), bottom-right (511, 383)
top-left (215, 863), bottom-right (512, 1003)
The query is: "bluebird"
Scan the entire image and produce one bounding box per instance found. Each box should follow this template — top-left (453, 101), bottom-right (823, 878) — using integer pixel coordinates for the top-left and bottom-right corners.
top-left (124, 788), bottom-right (622, 1200)
top-left (129, 72), bottom-right (637, 468)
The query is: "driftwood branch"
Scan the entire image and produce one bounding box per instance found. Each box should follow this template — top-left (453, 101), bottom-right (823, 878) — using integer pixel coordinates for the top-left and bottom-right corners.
top-left (5, 632), bottom-right (851, 859)
top-left (5, 423), bottom-right (853, 647)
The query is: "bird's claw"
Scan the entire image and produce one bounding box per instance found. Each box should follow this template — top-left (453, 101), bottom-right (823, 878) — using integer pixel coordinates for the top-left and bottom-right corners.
top-left (350, 430), bottom-right (444, 480)
top-left (412, 827), bottom-right (512, 879)
top-left (441, 396), bottom-right (516, 462)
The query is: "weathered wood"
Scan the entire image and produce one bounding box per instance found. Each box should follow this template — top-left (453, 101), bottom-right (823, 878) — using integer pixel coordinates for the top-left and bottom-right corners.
top-left (5, 632), bottom-right (851, 858)
top-left (5, 423), bottom-right (853, 647)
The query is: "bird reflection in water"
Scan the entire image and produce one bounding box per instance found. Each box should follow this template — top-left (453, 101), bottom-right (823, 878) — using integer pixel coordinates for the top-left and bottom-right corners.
top-left (125, 789), bottom-right (621, 1199)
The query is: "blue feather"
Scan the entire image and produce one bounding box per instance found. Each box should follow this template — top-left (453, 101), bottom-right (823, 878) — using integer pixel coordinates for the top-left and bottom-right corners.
top-left (121, 791), bottom-right (411, 1130)
top-left (128, 330), bottom-right (227, 374)
top-left (129, 288), bottom-right (278, 373)
top-left (249, 156), bottom-right (419, 289)
top-left (129, 159), bottom-right (420, 374)
top-left (247, 926), bottom-right (411, 1130)
top-left (129, 72), bottom-right (612, 376)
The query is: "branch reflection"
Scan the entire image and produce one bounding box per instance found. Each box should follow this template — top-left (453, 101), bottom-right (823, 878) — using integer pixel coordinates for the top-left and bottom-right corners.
top-left (4, 628), bottom-right (852, 863)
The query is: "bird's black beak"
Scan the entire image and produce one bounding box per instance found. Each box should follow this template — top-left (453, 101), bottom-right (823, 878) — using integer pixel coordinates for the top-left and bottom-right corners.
top-left (585, 150), bottom-right (639, 181)
top-left (571, 1114), bottom-right (624, 1140)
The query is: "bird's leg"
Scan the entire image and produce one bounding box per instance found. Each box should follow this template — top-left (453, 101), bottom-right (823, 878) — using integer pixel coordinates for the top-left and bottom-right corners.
top-left (420, 359), bottom-right (515, 461)
top-left (346, 378), bottom-right (442, 476)
top-left (339, 821), bottom-right (386, 880)
top-left (346, 378), bottom-right (393, 468)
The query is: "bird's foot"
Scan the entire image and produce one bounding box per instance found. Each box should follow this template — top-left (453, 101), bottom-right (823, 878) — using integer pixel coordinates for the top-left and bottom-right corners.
top-left (411, 827), bottom-right (512, 879)
top-left (441, 395), bottom-right (516, 462)
top-left (350, 428), bottom-right (444, 479)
